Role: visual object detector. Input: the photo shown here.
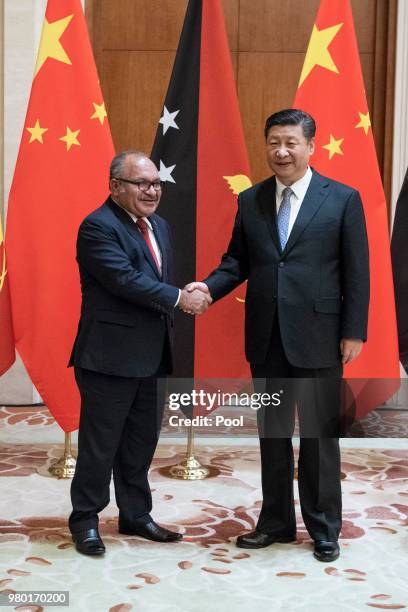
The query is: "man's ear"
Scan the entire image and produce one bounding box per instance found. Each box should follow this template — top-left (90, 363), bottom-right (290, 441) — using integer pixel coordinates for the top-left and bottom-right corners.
top-left (309, 138), bottom-right (315, 155)
top-left (110, 178), bottom-right (120, 196)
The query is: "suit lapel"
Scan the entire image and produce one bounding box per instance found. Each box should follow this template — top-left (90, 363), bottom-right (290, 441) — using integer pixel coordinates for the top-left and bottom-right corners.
top-left (107, 198), bottom-right (162, 279)
top-left (257, 177), bottom-right (281, 254)
top-left (283, 170), bottom-right (330, 255)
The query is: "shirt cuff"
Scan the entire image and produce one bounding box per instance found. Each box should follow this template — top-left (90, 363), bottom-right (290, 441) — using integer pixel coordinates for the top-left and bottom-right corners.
top-left (174, 289), bottom-right (181, 308)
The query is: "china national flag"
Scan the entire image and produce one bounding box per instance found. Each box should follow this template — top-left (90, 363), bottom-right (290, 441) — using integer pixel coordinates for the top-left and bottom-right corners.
top-left (293, 0), bottom-right (399, 415)
top-left (6, 0), bottom-right (115, 431)
top-left (0, 218), bottom-right (15, 375)
top-left (151, 0), bottom-right (251, 381)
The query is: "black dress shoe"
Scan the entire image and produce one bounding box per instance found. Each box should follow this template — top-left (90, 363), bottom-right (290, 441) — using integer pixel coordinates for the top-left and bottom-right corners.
top-left (119, 520), bottom-right (182, 542)
top-left (313, 540), bottom-right (340, 562)
top-left (236, 530), bottom-right (296, 549)
top-left (72, 528), bottom-right (105, 556)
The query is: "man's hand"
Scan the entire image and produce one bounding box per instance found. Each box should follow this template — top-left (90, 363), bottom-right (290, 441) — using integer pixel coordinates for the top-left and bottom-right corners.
top-left (184, 281), bottom-right (211, 296)
top-left (340, 338), bottom-right (363, 364)
top-left (179, 288), bottom-right (212, 315)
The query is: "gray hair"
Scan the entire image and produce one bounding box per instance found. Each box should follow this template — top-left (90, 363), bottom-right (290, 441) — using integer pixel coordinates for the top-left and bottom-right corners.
top-left (109, 150), bottom-right (149, 178)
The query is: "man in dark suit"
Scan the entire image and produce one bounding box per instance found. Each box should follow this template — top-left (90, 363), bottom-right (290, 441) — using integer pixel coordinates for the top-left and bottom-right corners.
top-left (68, 151), bottom-right (210, 555)
top-left (187, 109), bottom-right (369, 562)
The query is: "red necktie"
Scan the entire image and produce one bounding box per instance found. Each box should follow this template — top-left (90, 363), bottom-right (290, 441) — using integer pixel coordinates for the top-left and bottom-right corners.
top-left (136, 218), bottom-right (161, 273)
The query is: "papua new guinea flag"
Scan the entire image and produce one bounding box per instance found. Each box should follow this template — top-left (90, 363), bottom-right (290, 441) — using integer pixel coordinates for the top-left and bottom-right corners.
top-left (151, 0), bottom-right (251, 381)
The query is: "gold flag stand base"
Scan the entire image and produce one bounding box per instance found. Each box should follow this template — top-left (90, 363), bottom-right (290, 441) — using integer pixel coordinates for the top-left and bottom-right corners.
top-left (159, 424), bottom-right (220, 480)
top-left (159, 454), bottom-right (220, 480)
top-left (48, 433), bottom-right (77, 479)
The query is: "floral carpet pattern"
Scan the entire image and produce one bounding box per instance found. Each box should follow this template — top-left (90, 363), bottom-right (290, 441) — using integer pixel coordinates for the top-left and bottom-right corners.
top-left (1, 404), bottom-right (408, 439)
top-left (0, 405), bottom-right (407, 611)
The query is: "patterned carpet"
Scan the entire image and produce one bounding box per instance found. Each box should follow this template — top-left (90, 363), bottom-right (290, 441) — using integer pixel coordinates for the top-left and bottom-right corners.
top-left (1, 403), bottom-right (408, 440)
top-left (0, 406), bottom-right (407, 611)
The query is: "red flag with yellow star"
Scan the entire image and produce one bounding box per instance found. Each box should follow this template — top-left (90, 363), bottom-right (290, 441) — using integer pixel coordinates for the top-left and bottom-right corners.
top-left (294, 0), bottom-right (399, 415)
top-left (0, 218), bottom-right (15, 375)
top-left (6, 0), bottom-right (114, 431)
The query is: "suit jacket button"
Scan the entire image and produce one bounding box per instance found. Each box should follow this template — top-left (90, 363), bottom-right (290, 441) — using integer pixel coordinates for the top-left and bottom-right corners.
top-left (279, 262), bottom-right (285, 267)
top-left (160, 315), bottom-right (165, 320)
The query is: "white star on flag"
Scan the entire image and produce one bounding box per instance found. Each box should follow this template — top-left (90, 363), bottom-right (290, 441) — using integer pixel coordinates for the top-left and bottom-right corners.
top-left (159, 160), bottom-right (176, 183)
top-left (159, 106), bottom-right (180, 135)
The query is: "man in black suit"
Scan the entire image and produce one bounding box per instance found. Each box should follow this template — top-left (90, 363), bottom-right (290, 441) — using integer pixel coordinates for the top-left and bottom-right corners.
top-left (68, 151), bottom-right (210, 555)
top-left (187, 109), bottom-right (369, 562)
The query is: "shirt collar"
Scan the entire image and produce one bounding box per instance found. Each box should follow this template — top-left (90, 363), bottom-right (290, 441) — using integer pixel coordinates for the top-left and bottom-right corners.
top-left (111, 198), bottom-right (153, 229)
top-left (275, 166), bottom-right (313, 200)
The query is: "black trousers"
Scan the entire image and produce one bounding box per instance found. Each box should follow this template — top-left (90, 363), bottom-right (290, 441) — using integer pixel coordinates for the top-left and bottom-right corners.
top-left (69, 362), bottom-right (166, 533)
top-left (251, 318), bottom-right (343, 542)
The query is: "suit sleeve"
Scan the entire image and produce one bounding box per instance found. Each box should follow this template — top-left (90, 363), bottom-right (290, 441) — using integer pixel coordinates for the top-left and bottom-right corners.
top-left (77, 218), bottom-right (179, 313)
top-left (203, 196), bottom-right (249, 301)
top-left (341, 189), bottom-right (370, 340)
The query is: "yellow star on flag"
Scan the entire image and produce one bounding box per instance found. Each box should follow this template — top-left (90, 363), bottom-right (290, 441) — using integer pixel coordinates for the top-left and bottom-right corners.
top-left (355, 111), bottom-right (371, 135)
top-left (26, 119), bottom-right (48, 144)
top-left (60, 126), bottom-right (81, 151)
top-left (322, 134), bottom-right (344, 159)
top-left (299, 23), bottom-right (343, 87)
top-left (90, 102), bottom-right (107, 125)
top-left (34, 14), bottom-right (74, 77)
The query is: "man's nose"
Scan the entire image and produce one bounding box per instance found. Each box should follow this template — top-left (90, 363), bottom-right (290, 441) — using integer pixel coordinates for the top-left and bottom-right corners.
top-left (276, 147), bottom-right (289, 158)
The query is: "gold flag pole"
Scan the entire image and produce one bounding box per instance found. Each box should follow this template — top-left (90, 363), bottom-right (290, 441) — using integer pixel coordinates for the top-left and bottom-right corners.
top-left (48, 432), bottom-right (77, 479)
top-left (160, 424), bottom-right (220, 480)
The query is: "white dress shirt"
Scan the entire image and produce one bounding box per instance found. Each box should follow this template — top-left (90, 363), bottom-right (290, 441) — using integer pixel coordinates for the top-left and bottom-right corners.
top-left (275, 166), bottom-right (313, 238)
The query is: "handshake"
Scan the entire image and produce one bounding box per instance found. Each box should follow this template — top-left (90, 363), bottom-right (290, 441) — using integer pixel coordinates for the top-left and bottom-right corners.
top-left (179, 282), bottom-right (212, 315)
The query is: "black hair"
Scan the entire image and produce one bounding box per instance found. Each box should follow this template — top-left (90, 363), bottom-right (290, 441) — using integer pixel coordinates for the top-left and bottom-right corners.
top-left (264, 109), bottom-right (316, 140)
